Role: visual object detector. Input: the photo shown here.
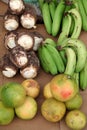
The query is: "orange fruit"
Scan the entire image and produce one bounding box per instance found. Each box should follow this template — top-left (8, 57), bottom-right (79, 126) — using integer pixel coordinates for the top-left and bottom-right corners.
top-left (22, 79), bottom-right (40, 98)
top-left (43, 82), bottom-right (53, 99)
top-left (15, 96), bottom-right (37, 120)
top-left (50, 74), bottom-right (79, 102)
top-left (65, 110), bottom-right (87, 130)
top-left (41, 98), bottom-right (66, 122)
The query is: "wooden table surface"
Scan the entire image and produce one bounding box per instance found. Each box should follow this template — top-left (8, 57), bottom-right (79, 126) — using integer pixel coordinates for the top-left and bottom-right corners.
top-left (0, 1), bottom-right (87, 130)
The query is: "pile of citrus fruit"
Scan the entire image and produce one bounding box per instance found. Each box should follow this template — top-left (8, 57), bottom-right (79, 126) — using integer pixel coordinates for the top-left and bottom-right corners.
top-left (0, 74), bottom-right (87, 130)
top-left (0, 79), bottom-right (40, 125)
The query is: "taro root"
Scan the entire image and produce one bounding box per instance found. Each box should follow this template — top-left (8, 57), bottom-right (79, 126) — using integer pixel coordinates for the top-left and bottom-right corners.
top-left (20, 51), bottom-right (40, 79)
top-left (31, 31), bottom-right (44, 51)
top-left (0, 54), bottom-right (18, 78)
top-left (9, 45), bottom-right (28, 68)
top-left (4, 11), bottom-right (19, 31)
top-left (17, 32), bottom-right (34, 51)
top-left (8, 0), bottom-right (25, 15)
top-left (4, 31), bottom-right (18, 50)
top-left (20, 4), bottom-right (37, 29)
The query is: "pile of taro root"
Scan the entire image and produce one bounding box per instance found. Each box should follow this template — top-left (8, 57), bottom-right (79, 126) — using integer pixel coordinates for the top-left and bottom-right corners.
top-left (0, 0), bottom-right (44, 79)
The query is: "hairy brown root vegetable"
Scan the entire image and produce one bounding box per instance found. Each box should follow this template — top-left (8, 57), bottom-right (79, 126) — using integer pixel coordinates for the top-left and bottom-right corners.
top-left (20, 4), bottom-right (37, 29)
top-left (8, 0), bottom-right (25, 15)
top-left (31, 31), bottom-right (44, 51)
top-left (0, 54), bottom-right (18, 78)
top-left (4, 31), bottom-right (18, 50)
top-left (4, 11), bottom-right (19, 31)
top-left (20, 51), bottom-right (40, 79)
top-left (9, 45), bottom-right (28, 68)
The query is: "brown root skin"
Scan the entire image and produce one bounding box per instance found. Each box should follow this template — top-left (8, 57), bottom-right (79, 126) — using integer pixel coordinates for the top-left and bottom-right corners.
top-left (20, 51), bottom-right (40, 79)
top-left (31, 31), bottom-right (44, 51)
top-left (4, 10), bottom-right (19, 23)
top-left (8, 0), bottom-right (25, 15)
top-left (4, 31), bottom-right (18, 50)
top-left (0, 54), bottom-right (18, 78)
top-left (31, 31), bottom-right (44, 40)
top-left (27, 51), bottom-right (40, 71)
top-left (25, 4), bottom-right (37, 18)
top-left (9, 45), bottom-right (28, 68)
top-left (26, 3), bottom-right (43, 24)
top-left (36, 15), bottom-right (44, 24)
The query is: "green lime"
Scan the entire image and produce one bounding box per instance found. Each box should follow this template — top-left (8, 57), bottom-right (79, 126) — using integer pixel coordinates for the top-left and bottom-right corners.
top-left (0, 101), bottom-right (14, 125)
top-left (1, 82), bottom-right (26, 108)
top-left (65, 93), bottom-right (83, 110)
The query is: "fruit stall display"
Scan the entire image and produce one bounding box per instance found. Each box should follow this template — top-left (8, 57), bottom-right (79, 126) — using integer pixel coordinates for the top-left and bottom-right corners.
top-left (0, 0), bottom-right (87, 130)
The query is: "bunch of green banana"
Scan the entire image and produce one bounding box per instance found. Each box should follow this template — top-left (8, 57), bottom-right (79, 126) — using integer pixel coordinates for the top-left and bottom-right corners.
top-left (57, 7), bottom-right (82, 45)
top-left (38, 38), bottom-right (65, 75)
top-left (58, 38), bottom-right (87, 73)
top-left (38, 36), bottom-right (87, 90)
top-left (58, 37), bottom-right (87, 89)
top-left (38, 46), bottom-right (58, 75)
top-left (39, 0), bottom-right (87, 37)
top-left (38, 0), bottom-right (87, 91)
top-left (39, 0), bottom-right (66, 35)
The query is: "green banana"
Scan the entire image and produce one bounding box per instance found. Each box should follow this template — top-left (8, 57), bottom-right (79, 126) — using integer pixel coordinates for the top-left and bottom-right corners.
top-left (41, 46), bottom-right (58, 75)
top-left (59, 49), bottom-right (67, 66)
top-left (64, 47), bottom-right (76, 76)
top-left (38, 47), bottom-right (49, 73)
top-left (57, 13), bottom-right (72, 44)
top-left (66, 38), bottom-right (87, 73)
top-left (38, 0), bottom-right (44, 11)
top-left (72, 72), bottom-right (79, 87)
top-left (68, 8), bottom-right (82, 39)
top-left (52, 1), bottom-right (65, 36)
top-left (57, 32), bottom-right (68, 46)
top-left (49, 1), bottom-right (56, 21)
top-left (45, 44), bottom-right (65, 73)
top-left (62, 13), bottom-right (72, 35)
top-left (42, 2), bottom-right (52, 34)
top-left (52, 0), bottom-right (58, 5)
top-left (69, 14), bottom-right (75, 36)
top-left (82, 0), bottom-right (87, 15)
top-left (79, 54), bottom-right (87, 90)
top-left (57, 37), bottom-right (70, 48)
top-left (76, 0), bottom-right (87, 31)
top-left (43, 38), bottom-right (56, 47)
